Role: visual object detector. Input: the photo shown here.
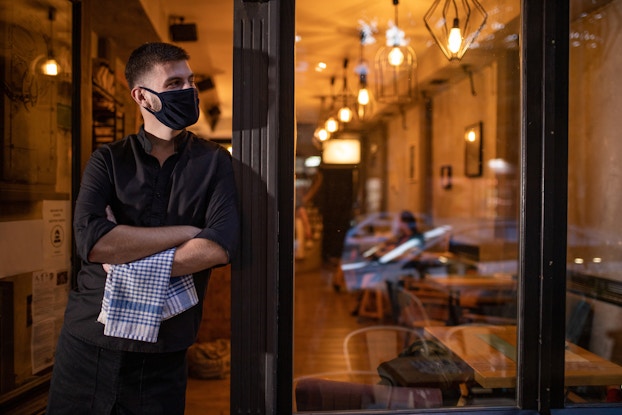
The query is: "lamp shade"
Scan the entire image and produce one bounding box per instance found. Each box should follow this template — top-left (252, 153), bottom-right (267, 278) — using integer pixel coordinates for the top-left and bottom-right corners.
top-left (374, 44), bottom-right (417, 105)
top-left (322, 138), bottom-right (361, 165)
top-left (424, 0), bottom-right (488, 61)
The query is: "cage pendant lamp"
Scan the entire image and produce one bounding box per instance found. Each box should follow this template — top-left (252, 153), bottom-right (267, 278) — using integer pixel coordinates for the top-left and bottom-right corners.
top-left (374, 0), bottom-right (417, 105)
top-left (424, 0), bottom-right (488, 61)
top-left (41, 7), bottom-right (61, 76)
top-left (355, 30), bottom-right (375, 120)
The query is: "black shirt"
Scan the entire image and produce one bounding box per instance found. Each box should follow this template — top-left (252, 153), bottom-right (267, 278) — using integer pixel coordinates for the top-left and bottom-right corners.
top-left (65, 127), bottom-right (239, 353)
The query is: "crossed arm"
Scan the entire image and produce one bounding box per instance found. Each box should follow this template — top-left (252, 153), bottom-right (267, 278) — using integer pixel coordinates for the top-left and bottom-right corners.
top-left (88, 224), bottom-right (229, 277)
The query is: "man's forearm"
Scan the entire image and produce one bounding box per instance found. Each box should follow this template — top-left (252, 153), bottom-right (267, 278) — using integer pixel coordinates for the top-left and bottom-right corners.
top-left (88, 224), bottom-right (201, 264)
top-left (171, 238), bottom-right (228, 276)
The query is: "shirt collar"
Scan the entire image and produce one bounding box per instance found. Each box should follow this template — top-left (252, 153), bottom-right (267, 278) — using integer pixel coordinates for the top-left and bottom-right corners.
top-left (137, 125), bottom-right (189, 154)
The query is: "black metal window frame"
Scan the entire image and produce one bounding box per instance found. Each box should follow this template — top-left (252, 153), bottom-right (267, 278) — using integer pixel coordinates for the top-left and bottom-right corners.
top-left (230, 0), bottom-right (622, 414)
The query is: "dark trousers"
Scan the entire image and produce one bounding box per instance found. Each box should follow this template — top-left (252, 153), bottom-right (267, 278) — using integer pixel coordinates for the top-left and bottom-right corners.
top-left (46, 329), bottom-right (188, 415)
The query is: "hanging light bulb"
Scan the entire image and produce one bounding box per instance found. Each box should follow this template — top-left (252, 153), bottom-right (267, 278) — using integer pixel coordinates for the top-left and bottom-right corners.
top-left (338, 106), bottom-right (353, 123)
top-left (357, 84), bottom-right (370, 106)
top-left (336, 58), bottom-right (354, 124)
top-left (42, 57), bottom-right (60, 76)
top-left (374, 0), bottom-right (417, 105)
top-left (325, 117), bottom-right (339, 133)
top-left (387, 46), bottom-right (405, 66)
top-left (314, 127), bottom-right (330, 142)
top-left (41, 7), bottom-right (61, 76)
top-left (447, 18), bottom-right (462, 54)
top-left (424, 0), bottom-right (488, 61)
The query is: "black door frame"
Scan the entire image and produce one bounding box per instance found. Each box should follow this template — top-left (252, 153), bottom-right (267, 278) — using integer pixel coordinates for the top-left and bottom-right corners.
top-left (230, 0), bottom-right (621, 414)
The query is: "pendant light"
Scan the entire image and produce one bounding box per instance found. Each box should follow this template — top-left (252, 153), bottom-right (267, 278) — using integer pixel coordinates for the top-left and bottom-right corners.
top-left (424, 0), bottom-right (488, 61)
top-left (337, 58), bottom-right (353, 124)
top-left (374, 0), bottom-right (417, 105)
top-left (355, 27), bottom-right (376, 120)
top-left (41, 7), bottom-right (61, 76)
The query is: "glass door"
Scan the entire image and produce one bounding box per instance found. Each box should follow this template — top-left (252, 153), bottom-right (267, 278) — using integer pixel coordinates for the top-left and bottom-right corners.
top-left (565, 0), bottom-right (622, 406)
top-left (293, 0), bottom-right (521, 411)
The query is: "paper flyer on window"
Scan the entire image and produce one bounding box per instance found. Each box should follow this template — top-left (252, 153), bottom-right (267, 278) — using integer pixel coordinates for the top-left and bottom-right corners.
top-left (31, 269), bottom-right (69, 373)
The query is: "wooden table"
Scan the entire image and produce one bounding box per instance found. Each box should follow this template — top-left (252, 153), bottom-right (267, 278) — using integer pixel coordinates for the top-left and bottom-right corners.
top-left (424, 325), bottom-right (622, 389)
top-left (421, 275), bottom-right (517, 325)
top-left (424, 274), bottom-right (517, 293)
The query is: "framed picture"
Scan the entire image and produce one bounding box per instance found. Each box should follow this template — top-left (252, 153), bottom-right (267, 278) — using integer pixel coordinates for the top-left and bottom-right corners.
top-left (440, 165), bottom-right (452, 190)
top-left (464, 122), bottom-right (483, 177)
top-left (408, 144), bottom-right (417, 182)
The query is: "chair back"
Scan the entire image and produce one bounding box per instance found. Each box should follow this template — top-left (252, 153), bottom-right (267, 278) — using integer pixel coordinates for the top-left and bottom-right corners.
top-left (343, 325), bottom-right (424, 373)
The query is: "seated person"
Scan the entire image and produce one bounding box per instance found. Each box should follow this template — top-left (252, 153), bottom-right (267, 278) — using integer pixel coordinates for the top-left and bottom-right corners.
top-left (363, 210), bottom-right (425, 262)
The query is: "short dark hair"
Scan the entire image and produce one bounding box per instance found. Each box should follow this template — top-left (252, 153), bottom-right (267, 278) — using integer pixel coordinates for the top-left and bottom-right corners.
top-left (400, 210), bottom-right (418, 233)
top-left (125, 42), bottom-right (190, 88)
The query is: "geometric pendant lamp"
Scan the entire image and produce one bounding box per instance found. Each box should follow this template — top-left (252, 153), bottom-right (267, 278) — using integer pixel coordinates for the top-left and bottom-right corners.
top-left (424, 0), bottom-right (488, 61)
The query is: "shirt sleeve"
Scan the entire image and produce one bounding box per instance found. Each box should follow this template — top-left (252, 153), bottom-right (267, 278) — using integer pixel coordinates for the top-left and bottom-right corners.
top-left (194, 147), bottom-right (240, 261)
top-left (73, 149), bottom-right (117, 262)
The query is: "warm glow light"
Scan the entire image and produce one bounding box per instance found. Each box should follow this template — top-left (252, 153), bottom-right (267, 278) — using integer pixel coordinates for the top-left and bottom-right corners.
top-left (316, 128), bottom-right (329, 141)
top-left (338, 106), bottom-right (353, 123)
top-left (315, 62), bottom-right (327, 72)
top-left (592, 257), bottom-right (602, 263)
top-left (42, 58), bottom-right (60, 76)
top-left (466, 130), bottom-right (477, 142)
top-left (387, 47), bottom-right (404, 66)
top-left (357, 87), bottom-right (370, 105)
top-left (325, 117), bottom-right (339, 133)
top-left (305, 156), bottom-right (322, 167)
top-left (226, 145), bottom-right (233, 154)
top-left (322, 138), bottom-right (361, 165)
top-left (448, 18), bottom-right (463, 54)
top-left (574, 258), bottom-right (584, 264)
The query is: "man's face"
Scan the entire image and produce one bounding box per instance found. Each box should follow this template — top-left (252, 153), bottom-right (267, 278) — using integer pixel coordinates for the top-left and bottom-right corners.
top-left (141, 60), bottom-right (196, 111)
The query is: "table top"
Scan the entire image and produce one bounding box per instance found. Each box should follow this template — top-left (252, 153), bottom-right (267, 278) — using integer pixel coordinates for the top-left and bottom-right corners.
top-left (424, 325), bottom-right (622, 389)
top-left (425, 274), bottom-right (517, 292)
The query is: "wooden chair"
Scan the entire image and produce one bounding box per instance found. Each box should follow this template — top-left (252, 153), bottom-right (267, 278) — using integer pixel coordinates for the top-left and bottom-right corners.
top-left (386, 280), bottom-right (449, 329)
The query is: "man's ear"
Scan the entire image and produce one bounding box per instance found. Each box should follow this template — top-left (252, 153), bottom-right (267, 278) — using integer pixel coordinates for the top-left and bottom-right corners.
top-left (131, 87), bottom-right (148, 107)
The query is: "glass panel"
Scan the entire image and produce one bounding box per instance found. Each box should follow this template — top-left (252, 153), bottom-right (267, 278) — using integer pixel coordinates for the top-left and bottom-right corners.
top-left (294, 0), bottom-right (520, 411)
top-left (566, 0), bottom-right (622, 405)
top-left (0, 0), bottom-right (72, 405)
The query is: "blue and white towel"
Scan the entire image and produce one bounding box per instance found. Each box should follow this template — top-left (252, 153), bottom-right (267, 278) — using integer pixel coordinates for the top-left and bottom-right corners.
top-left (97, 247), bottom-right (198, 343)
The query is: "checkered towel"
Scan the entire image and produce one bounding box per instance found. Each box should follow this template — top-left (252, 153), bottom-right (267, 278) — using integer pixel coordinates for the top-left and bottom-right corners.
top-left (97, 248), bottom-right (198, 343)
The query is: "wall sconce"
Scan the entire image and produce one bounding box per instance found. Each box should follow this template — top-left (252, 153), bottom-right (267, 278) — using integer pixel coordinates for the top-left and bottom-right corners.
top-left (41, 7), bottom-right (61, 76)
top-left (464, 122), bottom-right (483, 177)
top-left (374, 0), bottom-right (417, 105)
top-left (424, 0), bottom-right (488, 61)
top-left (322, 137), bottom-right (361, 165)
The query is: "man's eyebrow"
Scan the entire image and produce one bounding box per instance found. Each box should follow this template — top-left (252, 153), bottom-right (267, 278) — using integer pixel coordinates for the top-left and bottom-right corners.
top-left (164, 73), bottom-right (195, 84)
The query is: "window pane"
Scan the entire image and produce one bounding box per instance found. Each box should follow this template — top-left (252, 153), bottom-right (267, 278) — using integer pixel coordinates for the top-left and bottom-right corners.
top-left (294, 0), bottom-right (520, 411)
top-left (0, 0), bottom-right (72, 404)
top-left (566, 0), bottom-right (622, 405)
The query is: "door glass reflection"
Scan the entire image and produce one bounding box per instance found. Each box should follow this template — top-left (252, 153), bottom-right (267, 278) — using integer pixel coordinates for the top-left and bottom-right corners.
top-left (565, 0), bottom-right (622, 405)
top-left (294, 0), bottom-right (521, 411)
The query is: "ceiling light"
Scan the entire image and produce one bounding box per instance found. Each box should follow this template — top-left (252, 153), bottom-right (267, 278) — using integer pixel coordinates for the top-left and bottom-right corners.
top-left (325, 117), bottom-right (339, 133)
top-left (41, 7), bottom-right (61, 76)
top-left (374, 0), bottom-right (417, 105)
top-left (424, 0), bottom-right (488, 61)
top-left (337, 58), bottom-right (353, 124)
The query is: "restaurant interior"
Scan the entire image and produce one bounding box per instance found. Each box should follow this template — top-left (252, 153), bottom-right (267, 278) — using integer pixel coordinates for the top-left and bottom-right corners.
top-left (1, 0), bottom-right (622, 414)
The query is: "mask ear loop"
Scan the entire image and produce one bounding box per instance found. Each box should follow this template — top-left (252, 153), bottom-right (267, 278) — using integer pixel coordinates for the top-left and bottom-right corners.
top-left (138, 86), bottom-right (162, 113)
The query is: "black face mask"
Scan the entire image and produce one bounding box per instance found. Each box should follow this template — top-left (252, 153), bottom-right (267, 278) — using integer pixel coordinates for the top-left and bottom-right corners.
top-left (141, 86), bottom-right (200, 130)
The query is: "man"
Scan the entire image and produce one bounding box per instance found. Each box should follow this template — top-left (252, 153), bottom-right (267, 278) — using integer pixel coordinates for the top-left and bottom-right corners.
top-left (47, 42), bottom-right (239, 414)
